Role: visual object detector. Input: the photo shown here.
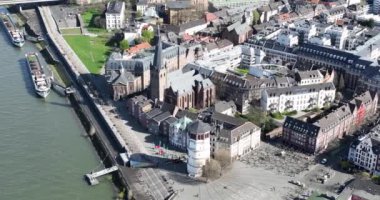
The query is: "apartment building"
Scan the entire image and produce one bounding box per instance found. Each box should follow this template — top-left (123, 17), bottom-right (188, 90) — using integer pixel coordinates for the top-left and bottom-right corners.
top-left (261, 82), bottom-right (336, 113)
top-left (105, 1), bottom-right (125, 30)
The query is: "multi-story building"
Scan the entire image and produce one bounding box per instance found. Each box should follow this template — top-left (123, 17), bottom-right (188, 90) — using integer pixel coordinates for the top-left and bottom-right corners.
top-left (208, 0), bottom-right (268, 10)
top-left (295, 70), bottom-right (324, 86)
top-left (105, 1), bottom-right (125, 30)
top-left (375, 0), bottom-right (380, 14)
top-left (210, 112), bottom-right (261, 159)
top-left (106, 30), bottom-right (200, 100)
top-left (348, 124), bottom-right (380, 174)
top-left (282, 91), bottom-right (378, 154)
top-left (169, 116), bottom-right (193, 149)
top-left (276, 31), bottom-right (299, 48)
top-left (261, 82), bottom-right (336, 113)
top-left (187, 120), bottom-right (211, 177)
top-left (164, 70), bottom-right (215, 110)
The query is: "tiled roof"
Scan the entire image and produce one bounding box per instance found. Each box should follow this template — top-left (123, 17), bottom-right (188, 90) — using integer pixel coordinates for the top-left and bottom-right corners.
top-left (152, 111), bottom-right (171, 123)
top-left (188, 120), bottom-right (211, 134)
top-left (107, 1), bottom-right (124, 14)
top-left (211, 112), bottom-right (245, 127)
top-left (127, 42), bottom-right (151, 54)
top-left (264, 82), bottom-right (335, 97)
top-left (283, 117), bottom-right (320, 137)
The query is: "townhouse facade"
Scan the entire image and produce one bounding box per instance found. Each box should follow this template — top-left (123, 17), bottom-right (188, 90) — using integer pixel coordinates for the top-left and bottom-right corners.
top-left (282, 91), bottom-right (378, 154)
top-left (261, 82), bottom-right (336, 113)
top-left (105, 1), bottom-right (125, 30)
top-left (348, 125), bottom-right (380, 174)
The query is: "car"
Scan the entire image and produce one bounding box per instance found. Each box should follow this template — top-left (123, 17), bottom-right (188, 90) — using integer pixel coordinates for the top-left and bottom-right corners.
top-left (321, 158), bottom-right (327, 164)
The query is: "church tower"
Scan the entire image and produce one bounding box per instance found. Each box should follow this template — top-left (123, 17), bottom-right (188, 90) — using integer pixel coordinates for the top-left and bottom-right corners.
top-left (150, 27), bottom-right (167, 102)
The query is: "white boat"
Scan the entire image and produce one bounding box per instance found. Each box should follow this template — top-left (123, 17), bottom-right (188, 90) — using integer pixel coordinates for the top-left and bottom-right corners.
top-left (25, 53), bottom-right (51, 98)
top-left (0, 13), bottom-right (25, 47)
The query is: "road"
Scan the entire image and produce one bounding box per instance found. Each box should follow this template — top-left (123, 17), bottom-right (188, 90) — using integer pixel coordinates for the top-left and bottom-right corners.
top-left (0, 0), bottom-right (61, 5)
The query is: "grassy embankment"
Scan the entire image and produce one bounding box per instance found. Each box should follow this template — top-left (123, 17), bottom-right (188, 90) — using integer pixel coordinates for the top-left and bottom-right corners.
top-left (63, 8), bottom-right (112, 74)
top-left (64, 35), bottom-right (110, 74)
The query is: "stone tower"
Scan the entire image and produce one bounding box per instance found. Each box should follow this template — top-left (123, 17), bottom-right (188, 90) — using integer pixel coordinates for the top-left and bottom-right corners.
top-left (187, 120), bottom-right (211, 177)
top-left (150, 27), bottom-right (167, 102)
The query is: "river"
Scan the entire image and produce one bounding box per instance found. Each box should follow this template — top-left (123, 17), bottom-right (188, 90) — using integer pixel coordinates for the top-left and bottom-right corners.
top-left (0, 23), bottom-right (114, 199)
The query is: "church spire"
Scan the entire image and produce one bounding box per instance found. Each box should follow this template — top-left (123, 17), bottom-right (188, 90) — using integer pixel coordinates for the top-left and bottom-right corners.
top-left (153, 26), bottom-right (163, 70)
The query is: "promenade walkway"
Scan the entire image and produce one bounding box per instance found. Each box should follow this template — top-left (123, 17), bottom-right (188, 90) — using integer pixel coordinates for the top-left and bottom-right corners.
top-left (38, 6), bottom-right (170, 200)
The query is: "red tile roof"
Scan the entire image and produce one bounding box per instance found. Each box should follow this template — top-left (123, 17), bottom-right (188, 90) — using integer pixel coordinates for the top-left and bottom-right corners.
top-left (127, 42), bottom-right (151, 54)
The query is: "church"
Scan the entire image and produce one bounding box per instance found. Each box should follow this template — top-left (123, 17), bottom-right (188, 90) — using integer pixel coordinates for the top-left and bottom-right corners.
top-left (150, 28), bottom-right (215, 109)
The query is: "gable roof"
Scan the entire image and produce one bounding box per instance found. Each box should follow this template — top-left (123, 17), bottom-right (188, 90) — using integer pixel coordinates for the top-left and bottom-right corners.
top-left (283, 116), bottom-right (320, 137)
top-left (188, 120), bottom-right (211, 134)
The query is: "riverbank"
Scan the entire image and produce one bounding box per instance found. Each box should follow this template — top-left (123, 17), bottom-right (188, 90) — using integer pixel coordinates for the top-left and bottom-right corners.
top-left (12, 7), bottom-right (125, 199)
top-left (0, 17), bottom-right (114, 200)
top-left (36, 5), bottom-right (141, 199)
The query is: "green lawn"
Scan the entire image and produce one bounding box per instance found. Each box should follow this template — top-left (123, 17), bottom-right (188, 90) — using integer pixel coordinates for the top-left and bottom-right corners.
top-left (235, 68), bottom-right (249, 75)
top-left (64, 35), bottom-right (111, 74)
top-left (81, 9), bottom-right (108, 34)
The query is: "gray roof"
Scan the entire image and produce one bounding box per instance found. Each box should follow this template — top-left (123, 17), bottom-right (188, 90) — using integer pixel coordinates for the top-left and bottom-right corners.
top-left (188, 120), bottom-right (211, 134)
top-left (295, 70), bottom-right (323, 81)
top-left (216, 39), bottom-right (233, 48)
top-left (165, 19), bottom-right (207, 34)
top-left (168, 70), bottom-right (214, 95)
top-left (313, 104), bottom-right (353, 132)
top-left (264, 82), bottom-right (335, 97)
top-left (211, 112), bottom-right (245, 127)
top-left (152, 111), bottom-right (171, 123)
top-left (214, 101), bottom-right (236, 113)
top-left (152, 28), bottom-right (163, 70)
top-left (166, 1), bottom-right (193, 9)
top-left (217, 121), bottom-right (259, 145)
top-left (175, 110), bottom-right (198, 120)
top-left (110, 70), bottom-right (137, 85)
top-left (107, 1), bottom-right (124, 14)
top-left (164, 116), bottom-right (178, 125)
top-left (283, 117), bottom-right (320, 137)
top-left (145, 108), bottom-right (162, 119)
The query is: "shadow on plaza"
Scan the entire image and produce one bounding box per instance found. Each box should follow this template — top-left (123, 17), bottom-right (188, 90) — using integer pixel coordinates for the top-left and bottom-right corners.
top-left (128, 152), bottom-right (204, 186)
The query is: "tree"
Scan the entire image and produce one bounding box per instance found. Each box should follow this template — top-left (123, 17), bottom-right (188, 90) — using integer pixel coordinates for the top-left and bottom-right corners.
top-left (120, 40), bottom-right (130, 49)
top-left (203, 159), bottom-right (222, 179)
top-left (214, 149), bottom-right (232, 170)
top-left (372, 176), bottom-right (380, 185)
top-left (136, 10), bottom-right (143, 18)
top-left (358, 19), bottom-right (375, 29)
top-left (141, 30), bottom-right (154, 44)
top-left (335, 91), bottom-right (343, 102)
top-left (340, 160), bottom-right (351, 171)
top-left (252, 9), bottom-right (261, 26)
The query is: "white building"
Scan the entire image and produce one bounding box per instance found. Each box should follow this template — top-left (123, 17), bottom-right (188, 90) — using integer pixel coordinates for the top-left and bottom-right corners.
top-left (105, 1), bottom-right (125, 30)
top-left (196, 43), bottom-right (242, 72)
top-left (211, 112), bottom-right (261, 159)
top-left (276, 31), bottom-right (299, 47)
top-left (309, 35), bottom-right (331, 47)
top-left (295, 70), bottom-right (324, 86)
top-left (348, 124), bottom-right (380, 175)
top-left (325, 25), bottom-right (349, 50)
top-left (187, 121), bottom-right (211, 177)
top-left (169, 116), bottom-right (193, 150)
top-left (261, 82), bottom-right (336, 113)
top-left (289, 20), bottom-right (317, 42)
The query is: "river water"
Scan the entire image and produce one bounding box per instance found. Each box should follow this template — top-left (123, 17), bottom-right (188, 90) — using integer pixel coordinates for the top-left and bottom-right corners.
top-left (0, 25), bottom-right (114, 199)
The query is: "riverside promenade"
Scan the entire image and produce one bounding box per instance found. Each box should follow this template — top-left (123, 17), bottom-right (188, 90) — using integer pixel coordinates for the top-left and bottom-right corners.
top-left (38, 6), bottom-right (170, 200)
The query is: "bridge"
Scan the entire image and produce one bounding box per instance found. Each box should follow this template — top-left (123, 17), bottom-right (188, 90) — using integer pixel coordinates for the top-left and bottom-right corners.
top-left (85, 166), bottom-right (119, 186)
top-left (0, 0), bottom-right (62, 6)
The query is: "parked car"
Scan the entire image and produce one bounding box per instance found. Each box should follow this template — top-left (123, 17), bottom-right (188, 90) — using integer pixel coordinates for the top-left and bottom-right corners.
top-left (321, 158), bottom-right (327, 164)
